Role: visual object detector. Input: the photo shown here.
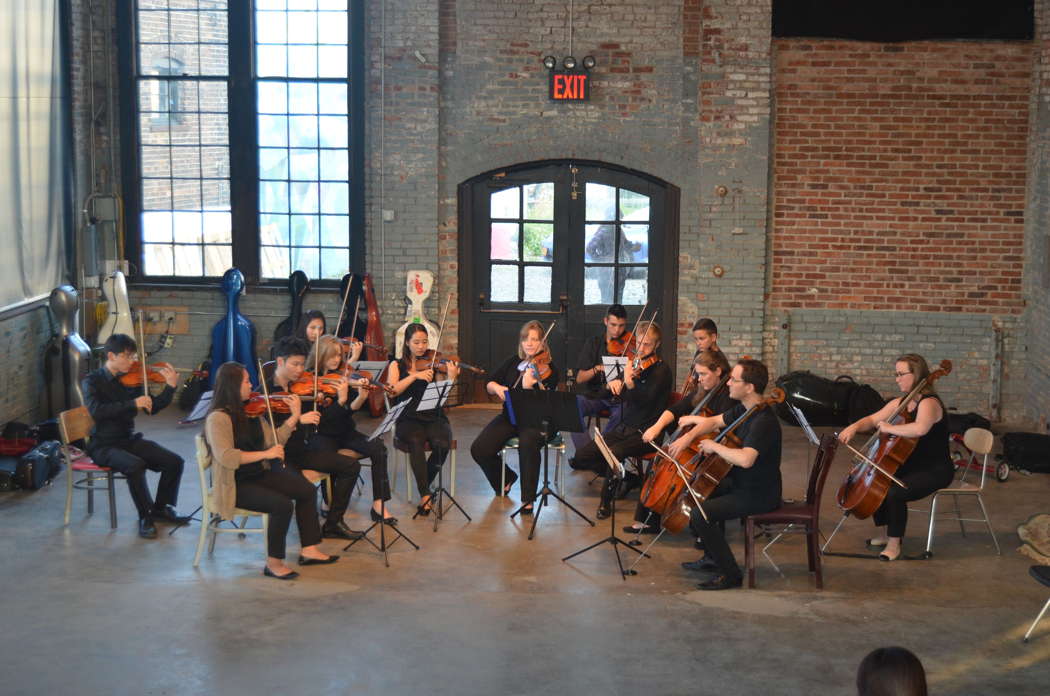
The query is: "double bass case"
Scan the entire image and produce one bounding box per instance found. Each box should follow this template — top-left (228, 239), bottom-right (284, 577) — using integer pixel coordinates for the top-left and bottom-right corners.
top-left (774, 370), bottom-right (885, 427)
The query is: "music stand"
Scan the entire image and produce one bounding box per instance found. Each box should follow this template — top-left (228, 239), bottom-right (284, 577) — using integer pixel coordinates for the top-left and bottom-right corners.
top-left (412, 380), bottom-right (471, 530)
top-left (562, 428), bottom-right (649, 579)
top-left (601, 356), bottom-right (627, 383)
top-left (506, 388), bottom-right (594, 540)
top-left (344, 400), bottom-right (419, 566)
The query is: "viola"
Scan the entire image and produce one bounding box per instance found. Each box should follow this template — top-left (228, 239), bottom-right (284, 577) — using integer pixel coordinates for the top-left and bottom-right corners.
top-left (119, 362), bottom-right (176, 388)
top-left (411, 349), bottom-right (485, 375)
top-left (836, 360), bottom-right (952, 519)
top-left (244, 392), bottom-right (291, 417)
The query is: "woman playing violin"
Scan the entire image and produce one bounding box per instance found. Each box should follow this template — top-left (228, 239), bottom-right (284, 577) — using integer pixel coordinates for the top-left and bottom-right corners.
top-left (470, 320), bottom-right (559, 514)
top-left (306, 335), bottom-right (397, 525)
top-left (571, 322), bottom-right (672, 519)
top-left (296, 309), bottom-right (327, 346)
top-left (627, 349), bottom-right (736, 534)
top-left (204, 361), bottom-right (338, 580)
top-left (388, 324), bottom-right (460, 516)
top-left (673, 358), bottom-right (782, 590)
top-left (836, 354), bottom-right (954, 562)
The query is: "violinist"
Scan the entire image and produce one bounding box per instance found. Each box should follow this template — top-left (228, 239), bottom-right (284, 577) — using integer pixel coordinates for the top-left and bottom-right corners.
top-left (204, 361), bottom-right (338, 579)
top-left (627, 349), bottom-right (735, 534)
top-left (82, 334), bottom-right (189, 539)
top-left (836, 354), bottom-right (954, 562)
top-left (569, 303), bottom-right (629, 455)
top-left (387, 324), bottom-right (459, 516)
top-left (673, 359), bottom-right (782, 591)
top-left (266, 336), bottom-right (364, 541)
top-left (296, 310), bottom-right (327, 346)
top-left (691, 317), bottom-right (720, 358)
top-left (306, 335), bottom-right (397, 525)
top-left (470, 320), bottom-right (559, 514)
top-left (571, 322), bottom-right (672, 520)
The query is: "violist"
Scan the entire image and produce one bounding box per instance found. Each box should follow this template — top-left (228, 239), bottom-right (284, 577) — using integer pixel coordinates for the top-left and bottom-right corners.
top-left (671, 358), bottom-right (782, 591)
top-left (306, 335), bottom-right (398, 525)
top-left (387, 323), bottom-right (459, 517)
top-left (205, 361), bottom-right (338, 580)
top-left (570, 322), bottom-right (672, 520)
top-left (470, 320), bottom-right (559, 514)
top-left (837, 354), bottom-right (954, 562)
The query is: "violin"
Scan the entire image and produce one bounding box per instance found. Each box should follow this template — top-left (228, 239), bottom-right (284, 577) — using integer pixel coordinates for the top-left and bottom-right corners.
top-left (119, 362), bottom-right (176, 388)
top-left (289, 372), bottom-right (341, 397)
top-left (631, 353), bottom-right (661, 374)
top-left (244, 392), bottom-right (291, 417)
top-left (606, 331), bottom-right (635, 357)
top-left (519, 349), bottom-right (553, 383)
top-left (412, 349), bottom-right (485, 375)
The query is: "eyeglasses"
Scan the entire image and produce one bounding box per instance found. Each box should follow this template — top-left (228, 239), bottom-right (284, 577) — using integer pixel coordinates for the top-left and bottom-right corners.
top-left (894, 371), bottom-right (911, 377)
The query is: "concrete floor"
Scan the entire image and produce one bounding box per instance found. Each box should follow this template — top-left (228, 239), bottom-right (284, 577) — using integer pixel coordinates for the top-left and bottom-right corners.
top-left (1, 403), bottom-right (1048, 696)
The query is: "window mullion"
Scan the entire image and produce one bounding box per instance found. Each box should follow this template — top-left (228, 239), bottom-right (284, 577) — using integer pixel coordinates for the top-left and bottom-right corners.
top-left (228, 1), bottom-right (259, 280)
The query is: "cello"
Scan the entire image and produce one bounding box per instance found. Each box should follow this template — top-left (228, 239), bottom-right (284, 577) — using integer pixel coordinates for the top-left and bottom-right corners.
top-left (660, 388), bottom-right (785, 535)
top-left (209, 268), bottom-right (259, 388)
top-left (836, 359), bottom-right (952, 519)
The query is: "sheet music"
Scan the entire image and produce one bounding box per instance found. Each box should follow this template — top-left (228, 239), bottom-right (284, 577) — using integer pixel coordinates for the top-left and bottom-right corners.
top-left (353, 360), bottom-right (390, 376)
top-left (593, 427), bottom-right (625, 479)
top-left (368, 399), bottom-right (409, 441)
top-left (417, 379), bottom-right (452, 412)
top-left (788, 403), bottom-right (820, 447)
top-left (180, 390), bottom-right (213, 425)
top-left (601, 356), bottom-right (628, 383)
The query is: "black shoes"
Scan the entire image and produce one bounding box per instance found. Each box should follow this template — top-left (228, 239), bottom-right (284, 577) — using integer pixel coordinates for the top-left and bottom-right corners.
top-left (138, 517), bottom-right (158, 539)
top-left (264, 566), bottom-right (299, 580)
top-left (322, 521), bottom-right (365, 540)
top-left (415, 502), bottom-right (431, 518)
top-left (624, 524), bottom-right (659, 535)
top-left (596, 503), bottom-right (611, 520)
top-left (697, 574), bottom-right (743, 591)
top-left (519, 504), bottom-right (534, 516)
top-left (615, 473), bottom-right (641, 499)
top-left (151, 504), bottom-right (191, 525)
top-left (298, 554), bottom-right (340, 566)
top-left (681, 555), bottom-right (719, 572)
top-left (370, 509), bottom-right (398, 526)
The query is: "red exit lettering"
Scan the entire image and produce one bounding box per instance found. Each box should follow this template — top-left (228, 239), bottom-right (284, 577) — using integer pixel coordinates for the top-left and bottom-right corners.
top-left (550, 72), bottom-right (589, 101)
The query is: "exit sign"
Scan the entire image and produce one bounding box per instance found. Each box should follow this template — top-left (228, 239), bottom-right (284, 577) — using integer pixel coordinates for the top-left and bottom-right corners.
top-left (549, 70), bottom-right (590, 101)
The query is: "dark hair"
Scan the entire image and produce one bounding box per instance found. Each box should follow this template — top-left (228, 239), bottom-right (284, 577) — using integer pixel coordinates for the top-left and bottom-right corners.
top-left (607, 304), bottom-right (627, 320)
top-left (207, 362), bottom-right (248, 429)
top-left (692, 317), bottom-right (718, 334)
top-left (399, 323), bottom-right (429, 370)
top-left (856, 647), bottom-right (928, 696)
top-left (102, 333), bottom-right (137, 357)
top-left (273, 335), bottom-right (310, 361)
top-left (737, 358), bottom-right (769, 394)
top-left (295, 310), bottom-right (327, 340)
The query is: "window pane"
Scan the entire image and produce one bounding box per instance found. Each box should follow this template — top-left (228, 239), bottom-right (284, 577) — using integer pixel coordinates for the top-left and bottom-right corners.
top-left (320, 182), bottom-right (349, 214)
top-left (142, 179), bottom-right (173, 210)
top-left (320, 248), bottom-right (349, 279)
top-left (202, 211), bottom-right (232, 243)
top-left (172, 179), bottom-right (202, 209)
top-left (289, 115), bottom-right (318, 147)
top-left (201, 146), bottom-right (229, 178)
top-left (260, 214), bottom-right (289, 245)
top-left (257, 81), bottom-right (287, 113)
top-left (318, 116), bottom-right (348, 147)
top-left (523, 266), bottom-right (552, 303)
top-left (144, 244), bottom-right (175, 275)
top-left (490, 223), bottom-right (518, 261)
top-left (258, 115), bottom-right (288, 146)
top-left (620, 224), bottom-right (648, 263)
top-left (203, 244), bottom-right (233, 276)
top-left (317, 46), bottom-right (348, 78)
top-left (142, 212), bottom-right (173, 243)
top-left (288, 45), bottom-right (317, 78)
top-left (319, 149), bottom-right (347, 180)
top-left (490, 264), bottom-right (518, 303)
top-left (289, 181), bottom-right (319, 213)
top-left (289, 148), bottom-right (318, 180)
top-left (290, 246), bottom-right (320, 276)
top-left (288, 82), bottom-right (317, 114)
top-left (256, 11), bottom-right (288, 44)
top-left (490, 187), bottom-right (519, 219)
top-left (619, 189), bottom-right (649, 220)
top-left (256, 45), bottom-right (287, 77)
top-left (619, 267), bottom-right (648, 305)
top-left (584, 224), bottom-right (615, 262)
top-left (287, 12), bottom-right (318, 43)
top-left (320, 215), bottom-right (349, 246)
top-left (260, 181), bottom-right (289, 212)
top-left (586, 183), bottom-right (615, 221)
top-left (318, 13), bottom-right (348, 44)
top-left (173, 211), bottom-right (203, 243)
top-left (171, 146), bottom-right (202, 178)
top-left (584, 266), bottom-right (615, 306)
top-left (173, 244), bottom-right (204, 276)
top-left (523, 222), bottom-right (553, 262)
top-left (523, 182), bottom-right (554, 220)
top-left (318, 83), bottom-right (347, 113)
top-left (290, 214), bottom-right (319, 245)
top-left (259, 147), bottom-right (289, 180)
top-left (261, 246), bottom-right (290, 278)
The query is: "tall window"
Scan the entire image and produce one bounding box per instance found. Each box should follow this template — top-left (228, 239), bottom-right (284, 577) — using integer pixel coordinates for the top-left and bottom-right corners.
top-left (583, 183), bottom-right (649, 305)
top-left (488, 183), bottom-right (555, 304)
top-left (121, 0), bottom-right (364, 282)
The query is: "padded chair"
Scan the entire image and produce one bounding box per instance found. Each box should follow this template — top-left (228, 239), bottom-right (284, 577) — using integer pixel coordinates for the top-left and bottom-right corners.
top-left (193, 433), bottom-right (269, 566)
top-left (501, 432), bottom-right (566, 493)
top-left (1023, 565), bottom-right (1050, 643)
top-left (920, 427), bottom-right (1001, 556)
top-left (744, 433), bottom-right (840, 589)
top-left (391, 437), bottom-right (457, 503)
top-left (61, 406), bottom-right (123, 529)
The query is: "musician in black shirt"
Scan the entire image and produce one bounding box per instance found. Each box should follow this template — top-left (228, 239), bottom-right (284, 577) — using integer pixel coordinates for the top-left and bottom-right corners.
top-left (570, 304), bottom-right (629, 453)
top-left (82, 334), bottom-right (188, 539)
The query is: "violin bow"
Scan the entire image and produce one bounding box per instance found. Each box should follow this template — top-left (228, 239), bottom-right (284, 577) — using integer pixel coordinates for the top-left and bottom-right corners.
top-left (429, 294), bottom-right (454, 372)
top-left (621, 302), bottom-right (648, 358)
top-left (256, 359), bottom-right (281, 458)
top-left (347, 296), bottom-right (362, 349)
top-left (137, 310), bottom-right (149, 407)
top-left (512, 320), bottom-right (556, 389)
top-left (646, 439), bottom-right (710, 522)
top-left (632, 309), bottom-right (659, 370)
top-left (334, 273), bottom-right (354, 337)
top-left (312, 337), bottom-right (320, 412)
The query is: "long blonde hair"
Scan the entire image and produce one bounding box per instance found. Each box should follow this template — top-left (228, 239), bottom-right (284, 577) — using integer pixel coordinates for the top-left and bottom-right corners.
top-left (308, 335), bottom-right (344, 373)
top-left (517, 320), bottom-right (547, 359)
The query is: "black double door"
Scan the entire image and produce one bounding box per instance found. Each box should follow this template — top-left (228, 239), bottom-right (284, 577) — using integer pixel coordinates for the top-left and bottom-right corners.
top-left (459, 160), bottom-right (679, 388)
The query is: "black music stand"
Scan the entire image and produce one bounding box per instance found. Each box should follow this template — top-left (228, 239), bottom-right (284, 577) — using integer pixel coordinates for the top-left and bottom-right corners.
top-left (411, 380), bottom-right (471, 530)
top-left (507, 388), bottom-right (593, 540)
top-left (561, 428), bottom-right (649, 579)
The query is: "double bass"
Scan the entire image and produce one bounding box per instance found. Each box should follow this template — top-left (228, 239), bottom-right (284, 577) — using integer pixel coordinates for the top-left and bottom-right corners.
top-left (836, 359), bottom-right (952, 519)
top-left (209, 268), bottom-right (259, 388)
top-left (336, 273), bottom-right (386, 416)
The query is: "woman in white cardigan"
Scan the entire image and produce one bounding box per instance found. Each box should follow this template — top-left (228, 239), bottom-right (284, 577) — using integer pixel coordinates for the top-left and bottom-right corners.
top-left (204, 361), bottom-right (338, 580)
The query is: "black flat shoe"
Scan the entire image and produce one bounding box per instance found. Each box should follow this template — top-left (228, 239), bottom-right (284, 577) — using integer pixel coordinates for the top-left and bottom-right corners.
top-left (138, 518), bottom-right (158, 539)
top-left (151, 505), bottom-right (192, 525)
top-left (519, 505), bottom-right (534, 516)
top-left (370, 509), bottom-right (398, 525)
top-left (681, 556), bottom-right (718, 572)
top-left (501, 472), bottom-right (519, 496)
top-left (624, 524), bottom-right (659, 535)
top-left (878, 550), bottom-right (900, 562)
top-left (596, 504), bottom-right (611, 520)
top-left (697, 574), bottom-right (742, 591)
top-left (264, 566), bottom-right (299, 580)
top-left (298, 554), bottom-right (340, 566)
top-left (322, 521), bottom-right (365, 540)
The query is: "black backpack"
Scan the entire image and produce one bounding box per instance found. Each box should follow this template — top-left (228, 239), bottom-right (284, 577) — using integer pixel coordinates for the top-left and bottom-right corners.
top-left (16, 441), bottom-right (64, 490)
top-left (1001, 432), bottom-right (1050, 474)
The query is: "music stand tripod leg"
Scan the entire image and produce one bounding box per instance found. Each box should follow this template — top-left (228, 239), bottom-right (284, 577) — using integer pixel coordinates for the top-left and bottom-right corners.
top-left (429, 458), bottom-right (471, 532)
top-left (512, 429), bottom-right (594, 540)
top-left (562, 470), bottom-right (647, 580)
top-left (344, 487), bottom-right (420, 566)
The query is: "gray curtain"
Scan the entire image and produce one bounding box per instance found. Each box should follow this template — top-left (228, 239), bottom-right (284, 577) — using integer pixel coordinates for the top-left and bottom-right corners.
top-left (0, 0), bottom-right (65, 312)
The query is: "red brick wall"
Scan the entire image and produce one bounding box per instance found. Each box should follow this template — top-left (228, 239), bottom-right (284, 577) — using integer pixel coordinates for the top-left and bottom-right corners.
top-left (772, 40), bottom-right (1031, 313)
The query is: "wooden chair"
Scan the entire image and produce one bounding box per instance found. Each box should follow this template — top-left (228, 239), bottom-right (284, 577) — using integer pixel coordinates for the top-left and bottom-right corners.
top-left (744, 433), bottom-right (840, 589)
top-left (193, 434), bottom-right (269, 566)
top-left (61, 406), bottom-right (122, 529)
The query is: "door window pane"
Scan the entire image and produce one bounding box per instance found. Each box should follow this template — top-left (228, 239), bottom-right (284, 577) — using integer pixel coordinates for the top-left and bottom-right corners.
top-left (620, 267), bottom-right (648, 305)
top-left (586, 183), bottom-right (615, 221)
top-left (584, 266), bottom-right (615, 306)
top-left (584, 224), bottom-right (615, 262)
top-left (524, 183), bottom-right (554, 220)
top-left (490, 187), bottom-right (519, 219)
top-left (523, 223), bottom-right (553, 262)
top-left (620, 224), bottom-right (649, 263)
top-left (490, 223), bottom-right (518, 260)
top-left (619, 189), bottom-right (649, 220)
top-left (523, 266), bottom-right (552, 303)
top-left (490, 264), bottom-right (518, 302)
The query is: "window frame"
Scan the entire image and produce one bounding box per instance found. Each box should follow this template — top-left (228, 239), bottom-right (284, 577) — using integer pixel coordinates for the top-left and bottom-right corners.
top-left (117, 0), bottom-right (366, 287)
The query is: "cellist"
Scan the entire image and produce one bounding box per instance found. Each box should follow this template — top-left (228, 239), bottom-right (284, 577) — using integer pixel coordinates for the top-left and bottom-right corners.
top-left (836, 354), bottom-right (954, 562)
top-left (670, 358), bottom-right (782, 591)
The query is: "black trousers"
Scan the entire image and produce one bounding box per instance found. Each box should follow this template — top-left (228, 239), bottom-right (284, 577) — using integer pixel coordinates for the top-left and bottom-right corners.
top-left (235, 464), bottom-right (322, 560)
top-left (90, 438), bottom-right (184, 519)
top-left (470, 412), bottom-right (544, 503)
top-left (396, 418), bottom-right (452, 496)
top-left (309, 433), bottom-right (390, 503)
top-left (575, 427), bottom-right (654, 506)
top-left (689, 480), bottom-right (779, 581)
top-left (874, 460), bottom-right (954, 538)
top-left (288, 447), bottom-right (360, 523)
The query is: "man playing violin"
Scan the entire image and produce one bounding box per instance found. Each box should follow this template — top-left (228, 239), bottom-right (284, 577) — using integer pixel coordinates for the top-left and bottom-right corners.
top-left (82, 334), bottom-right (189, 539)
top-left (569, 304), bottom-right (630, 457)
top-left (571, 322), bottom-right (672, 520)
top-left (266, 336), bottom-right (363, 541)
top-left (671, 358), bottom-right (782, 590)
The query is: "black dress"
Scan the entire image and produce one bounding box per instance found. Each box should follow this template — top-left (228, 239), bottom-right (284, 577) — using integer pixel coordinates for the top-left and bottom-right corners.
top-left (392, 357), bottom-right (454, 497)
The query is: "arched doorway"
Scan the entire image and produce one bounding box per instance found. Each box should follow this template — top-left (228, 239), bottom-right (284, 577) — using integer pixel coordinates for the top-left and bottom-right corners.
top-left (458, 160), bottom-right (680, 384)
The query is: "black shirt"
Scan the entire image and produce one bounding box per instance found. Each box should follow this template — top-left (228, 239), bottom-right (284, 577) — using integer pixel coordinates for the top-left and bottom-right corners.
top-left (664, 385), bottom-right (737, 440)
top-left (615, 359), bottom-right (672, 431)
top-left (719, 402), bottom-right (782, 501)
top-left (393, 357), bottom-right (449, 424)
top-left (264, 375), bottom-right (310, 462)
top-left (82, 366), bottom-right (174, 448)
top-left (488, 354), bottom-right (560, 421)
top-left (575, 334), bottom-right (612, 399)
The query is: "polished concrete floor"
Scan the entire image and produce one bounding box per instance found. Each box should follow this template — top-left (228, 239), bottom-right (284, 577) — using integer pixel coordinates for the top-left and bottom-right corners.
top-left (2, 403), bottom-right (1048, 695)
